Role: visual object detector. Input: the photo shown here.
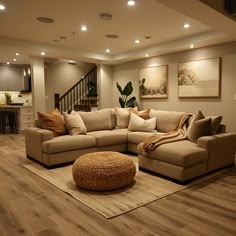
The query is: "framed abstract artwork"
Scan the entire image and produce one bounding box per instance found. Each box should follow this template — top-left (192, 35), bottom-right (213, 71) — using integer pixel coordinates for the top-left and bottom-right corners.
top-left (139, 65), bottom-right (168, 99)
top-left (178, 57), bottom-right (221, 98)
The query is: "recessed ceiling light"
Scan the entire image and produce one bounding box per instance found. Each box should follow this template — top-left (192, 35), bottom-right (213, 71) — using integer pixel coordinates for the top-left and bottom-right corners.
top-left (16, 53), bottom-right (19, 56)
top-left (145, 54), bottom-right (149, 57)
top-left (0, 5), bottom-right (6, 10)
top-left (106, 49), bottom-right (110, 53)
top-left (190, 44), bottom-right (194, 48)
top-left (127, 0), bottom-right (135, 6)
top-left (41, 52), bottom-right (45, 56)
top-left (13, 58), bottom-right (16, 61)
top-left (135, 39), bottom-right (140, 44)
top-left (183, 23), bottom-right (190, 28)
top-left (36, 17), bottom-right (55, 23)
top-left (81, 25), bottom-right (87, 31)
top-left (7, 62), bottom-right (10, 65)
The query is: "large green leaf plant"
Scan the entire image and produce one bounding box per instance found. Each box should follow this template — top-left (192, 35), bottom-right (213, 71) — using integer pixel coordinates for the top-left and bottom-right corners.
top-left (116, 81), bottom-right (136, 108)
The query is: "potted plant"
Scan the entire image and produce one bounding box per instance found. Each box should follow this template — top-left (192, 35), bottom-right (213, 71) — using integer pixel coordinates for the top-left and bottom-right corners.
top-left (5, 92), bottom-right (12, 105)
top-left (116, 81), bottom-right (136, 108)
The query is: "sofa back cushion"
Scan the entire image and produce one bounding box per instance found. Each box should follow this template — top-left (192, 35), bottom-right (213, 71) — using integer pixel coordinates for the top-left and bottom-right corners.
top-left (79, 109), bottom-right (112, 132)
top-left (149, 109), bottom-right (185, 133)
top-left (100, 108), bottom-right (116, 129)
top-left (37, 108), bottom-right (67, 136)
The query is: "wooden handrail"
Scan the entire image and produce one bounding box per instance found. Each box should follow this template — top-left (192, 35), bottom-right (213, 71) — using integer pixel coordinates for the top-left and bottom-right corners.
top-left (54, 66), bottom-right (97, 113)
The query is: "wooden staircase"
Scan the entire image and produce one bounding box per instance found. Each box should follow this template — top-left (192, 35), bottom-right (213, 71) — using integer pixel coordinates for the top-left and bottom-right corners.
top-left (54, 66), bottom-right (98, 112)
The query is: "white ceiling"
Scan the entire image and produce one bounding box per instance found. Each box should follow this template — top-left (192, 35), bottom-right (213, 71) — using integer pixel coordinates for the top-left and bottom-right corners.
top-left (0, 0), bottom-right (235, 65)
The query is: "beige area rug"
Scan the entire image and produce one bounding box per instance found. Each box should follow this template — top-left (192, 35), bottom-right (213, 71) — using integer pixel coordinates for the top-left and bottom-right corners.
top-left (22, 161), bottom-right (224, 219)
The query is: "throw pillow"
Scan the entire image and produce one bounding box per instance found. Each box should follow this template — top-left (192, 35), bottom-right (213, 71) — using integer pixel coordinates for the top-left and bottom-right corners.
top-left (187, 110), bottom-right (211, 143)
top-left (128, 113), bottom-right (156, 132)
top-left (210, 115), bottom-right (222, 134)
top-left (63, 111), bottom-right (87, 135)
top-left (130, 108), bottom-right (150, 120)
top-left (37, 108), bottom-right (67, 136)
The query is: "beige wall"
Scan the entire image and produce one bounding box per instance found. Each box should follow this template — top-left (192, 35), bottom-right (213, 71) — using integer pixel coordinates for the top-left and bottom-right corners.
top-left (44, 61), bottom-right (94, 112)
top-left (112, 42), bottom-right (236, 132)
top-left (97, 64), bottom-right (113, 109)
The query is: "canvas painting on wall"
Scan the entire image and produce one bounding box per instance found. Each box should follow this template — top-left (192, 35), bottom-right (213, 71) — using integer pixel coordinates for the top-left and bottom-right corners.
top-left (139, 65), bottom-right (168, 99)
top-left (178, 57), bottom-right (221, 98)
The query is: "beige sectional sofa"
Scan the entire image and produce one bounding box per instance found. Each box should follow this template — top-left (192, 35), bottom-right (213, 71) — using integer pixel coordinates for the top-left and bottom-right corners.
top-left (25, 108), bottom-right (236, 182)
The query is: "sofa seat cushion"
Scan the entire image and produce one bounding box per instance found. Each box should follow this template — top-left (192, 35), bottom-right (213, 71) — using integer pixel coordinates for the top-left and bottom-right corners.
top-left (138, 140), bottom-right (208, 168)
top-left (87, 130), bottom-right (127, 147)
top-left (42, 135), bottom-right (96, 154)
top-left (128, 131), bottom-right (161, 144)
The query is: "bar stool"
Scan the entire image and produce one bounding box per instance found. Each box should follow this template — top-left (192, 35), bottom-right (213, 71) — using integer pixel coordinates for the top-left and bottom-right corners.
top-left (0, 111), bottom-right (17, 134)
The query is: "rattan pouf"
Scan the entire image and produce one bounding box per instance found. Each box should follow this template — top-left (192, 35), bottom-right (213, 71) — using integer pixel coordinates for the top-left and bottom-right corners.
top-left (72, 151), bottom-right (136, 191)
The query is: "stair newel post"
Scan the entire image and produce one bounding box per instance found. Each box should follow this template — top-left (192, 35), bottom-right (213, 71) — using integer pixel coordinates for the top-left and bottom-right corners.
top-left (54, 93), bottom-right (60, 110)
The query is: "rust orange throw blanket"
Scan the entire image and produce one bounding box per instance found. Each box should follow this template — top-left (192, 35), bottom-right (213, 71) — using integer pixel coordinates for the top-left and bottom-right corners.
top-left (143, 113), bottom-right (193, 151)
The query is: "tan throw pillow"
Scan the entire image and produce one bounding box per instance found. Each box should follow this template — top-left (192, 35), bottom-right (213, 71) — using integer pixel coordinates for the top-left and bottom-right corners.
top-left (188, 110), bottom-right (211, 143)
top-left (128, 113), bottom-right (156, 132)
top-left (130, 108), bottom-right (150, 120)
top-left (37, 108), bottom-right (67, 136)
top-left (79, 109), bottom-right (112, 132)
top-left (63, 111), bottom-right (87, 135)
top-left (115, 107), bottom-right (137, 129)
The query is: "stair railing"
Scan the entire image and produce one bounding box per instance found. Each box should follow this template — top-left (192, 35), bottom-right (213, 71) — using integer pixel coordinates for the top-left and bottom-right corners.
top-left (54, 66), bottom-right (97, 113)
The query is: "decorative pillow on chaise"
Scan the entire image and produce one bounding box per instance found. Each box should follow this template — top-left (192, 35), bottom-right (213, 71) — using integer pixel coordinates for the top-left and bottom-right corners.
top-left (128, 113), bottom-right (156, 132)
top-left (37, 108), bottom-right (67, 136)
top-left (209, 115), bottom-right (223, 134)
top-left (187, 110), bottom-right (211, 143)
top-left (63, 110), bottom-right (87, 135)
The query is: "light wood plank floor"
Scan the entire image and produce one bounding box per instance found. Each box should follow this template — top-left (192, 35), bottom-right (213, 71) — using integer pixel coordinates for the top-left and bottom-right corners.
top-left (0, 134), bottom-right (235, 236)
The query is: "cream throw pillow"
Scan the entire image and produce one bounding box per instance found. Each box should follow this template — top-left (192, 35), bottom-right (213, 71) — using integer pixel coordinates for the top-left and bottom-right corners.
top-left (115, 107), bottom-right (138, 129)
top-left (128, 113), bottom-right (156, 132)
top-left (188, 111), bottom-right (211, 143)
top-left (63, 111), bottom-right (87, 135)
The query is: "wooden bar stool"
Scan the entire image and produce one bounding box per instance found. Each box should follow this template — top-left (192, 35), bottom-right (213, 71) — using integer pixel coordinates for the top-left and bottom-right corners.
top-left (0, 111), bottom-right (17, 134)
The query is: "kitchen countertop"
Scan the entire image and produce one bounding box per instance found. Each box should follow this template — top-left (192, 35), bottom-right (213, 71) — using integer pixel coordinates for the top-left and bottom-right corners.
top-left (0, 105), bottom-right (32, 108)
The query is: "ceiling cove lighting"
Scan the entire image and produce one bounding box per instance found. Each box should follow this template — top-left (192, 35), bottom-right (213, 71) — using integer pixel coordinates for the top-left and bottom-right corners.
top-left (127, 1), bottom-right (135, 6)
top-left (106, 48), bottom-right (110, 53)
top-left (0, 5), bottom-right (6, 10)
top-left (41, 52), bottom-right (45, 56)
top-left (81, 25), bottom-right (87, 31)
top-left (183, 23), bottom-right (190, 28)
top-left (190, 44), bottom-right (194, 48)
top-left (135, 39), bottom-right (140, 44)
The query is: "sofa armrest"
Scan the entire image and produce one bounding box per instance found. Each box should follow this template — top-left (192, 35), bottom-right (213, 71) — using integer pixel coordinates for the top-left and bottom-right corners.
top-left (25, 127), bottom-right (54, 163)
top-left (198, 133), bottom-right (236, 172)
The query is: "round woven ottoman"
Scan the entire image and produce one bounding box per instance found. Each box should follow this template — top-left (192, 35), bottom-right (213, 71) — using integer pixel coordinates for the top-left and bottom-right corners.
top-left (72, 151), bottom-right (136, 191)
